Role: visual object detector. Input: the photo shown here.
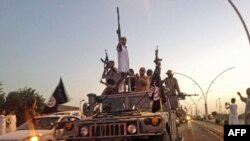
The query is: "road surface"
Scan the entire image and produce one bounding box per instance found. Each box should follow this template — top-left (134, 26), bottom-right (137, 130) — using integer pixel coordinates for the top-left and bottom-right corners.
top-left (178, 120), bottom-right (223, 141)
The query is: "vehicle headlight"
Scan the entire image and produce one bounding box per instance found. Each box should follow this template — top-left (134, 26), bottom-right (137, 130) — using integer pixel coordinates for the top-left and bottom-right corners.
top-left (79, 126), bottom-right (89, 136)
top-left (127, 124), bottom-right (137, 134)
top-left (186, 116), bottom-right (191, 120)
top-left (23, 135), bottom-right (40, 141)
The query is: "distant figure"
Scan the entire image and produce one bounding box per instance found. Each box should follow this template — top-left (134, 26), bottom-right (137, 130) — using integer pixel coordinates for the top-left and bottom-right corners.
top-left (237, 88), bottom-right (250, 125)
top-left (100, 60), bottom-right (120, 95)
top-left (0, 109), bottom-right (6, 135)
top-left (162, 70), bottom-right (181, 110)
top-left (24, 96), bottom-right (37, 130)
top-left (225, 98), bottom-right (238, 125)
top-left (135, 67), bottom-right (150, 92)
top-left (117, 37), bottom-right (129, 93)
top-left (8, 110), bottom-right (16, 133)
top-left (6, 110), bottom-right (11, 133)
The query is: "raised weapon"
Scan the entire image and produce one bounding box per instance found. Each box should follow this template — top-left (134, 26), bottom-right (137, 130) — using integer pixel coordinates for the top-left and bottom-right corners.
top-left (154, 46), bottom-right (162, 66)
top-left (100, 49), bottom-right (109, 68)
top-left (116, 6), bottom-right (121, 41)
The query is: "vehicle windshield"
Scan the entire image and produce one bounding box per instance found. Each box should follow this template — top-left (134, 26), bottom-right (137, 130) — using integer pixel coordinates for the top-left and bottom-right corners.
top-left (101, 93), bottom-right (152, 112)
top-left (128, 95), bottom-right (151, 112)
top-left (17, 117), bottom-right (60, 130)
top-left (102, 97), bottom-right (126, 112)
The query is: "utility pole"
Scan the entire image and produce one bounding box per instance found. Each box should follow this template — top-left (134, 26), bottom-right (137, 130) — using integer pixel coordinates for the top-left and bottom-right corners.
top-left (219, 98), bottom-right (222, 121)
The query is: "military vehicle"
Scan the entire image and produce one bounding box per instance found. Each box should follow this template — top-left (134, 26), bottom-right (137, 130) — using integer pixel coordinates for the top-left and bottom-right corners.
top-left (55, 91), bottom-right (182, 141)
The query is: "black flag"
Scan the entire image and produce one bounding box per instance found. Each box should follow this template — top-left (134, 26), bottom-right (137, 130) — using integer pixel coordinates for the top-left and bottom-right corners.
top-left (148, 66), bottom-right (166, 113)
top-left (43, 78), bottom-right (69, 114)
top-left (148, 47), bottom-right (166, 113)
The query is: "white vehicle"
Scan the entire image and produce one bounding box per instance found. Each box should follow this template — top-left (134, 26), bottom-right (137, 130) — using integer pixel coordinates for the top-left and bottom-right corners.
top-left (0, 114), bottom-right (80, 141)
top-left (53, 110), bottom-right (81, 118)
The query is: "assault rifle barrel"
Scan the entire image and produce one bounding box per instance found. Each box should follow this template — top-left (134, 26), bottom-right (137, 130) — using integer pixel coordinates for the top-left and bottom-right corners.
top-left (116, 7), bottom-right (121, 40)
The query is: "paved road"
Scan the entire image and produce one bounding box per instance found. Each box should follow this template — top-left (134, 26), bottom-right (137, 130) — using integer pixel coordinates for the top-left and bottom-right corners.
top-left (178, 120), bottom-right (223, 141)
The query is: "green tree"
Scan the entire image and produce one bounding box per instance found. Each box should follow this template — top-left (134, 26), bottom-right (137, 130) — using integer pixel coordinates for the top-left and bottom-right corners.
top-left (4, 87), bottom-right (45, 126)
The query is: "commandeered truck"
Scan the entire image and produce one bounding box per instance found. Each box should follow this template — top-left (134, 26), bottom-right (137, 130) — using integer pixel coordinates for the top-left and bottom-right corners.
top-left (55, 91), bottom-right (182, 141)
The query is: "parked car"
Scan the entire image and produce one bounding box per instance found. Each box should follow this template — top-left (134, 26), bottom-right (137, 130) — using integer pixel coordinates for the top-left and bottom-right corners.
top-left (0, 114), bottom-right (80, 141)
top-left (53, 110), bottom-right (81, 118)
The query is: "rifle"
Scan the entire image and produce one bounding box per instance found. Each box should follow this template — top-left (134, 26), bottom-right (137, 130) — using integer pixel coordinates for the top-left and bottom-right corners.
top-left (116, 6), bottom-right (121, 41)
top-left (100, 49), bottom-right (109, 68)
top-left (154, 46), bottom-right (162, 66)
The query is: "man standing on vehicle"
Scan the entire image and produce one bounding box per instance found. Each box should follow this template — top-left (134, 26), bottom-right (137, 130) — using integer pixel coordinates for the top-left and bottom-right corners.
top-left (100, 60), bottom-right (119, 95)
top-left (162, 70), bottom-right (181, 110)
top-left (117, 37), bottom-right (129, 93)
top-left (135, 67), bottom-right (150, 92)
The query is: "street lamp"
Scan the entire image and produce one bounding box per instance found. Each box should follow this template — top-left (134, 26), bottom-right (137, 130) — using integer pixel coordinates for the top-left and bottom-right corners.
top-left (189, 96), bottom-right (203, 118)
top-left (228, 0), bottom-right (250, 46)
top-left (175, 66), bottom-right (235, 120)
top-left (196, 96), bottom-right (203, 116)
top-left (181, 100), bottom-right (192, 115)
top-left (204, 66), bottom-right (235, 119)
top-left (188, 105), bottom-right (194, 116)
top-left (217, 98), bottom-right (222, 121)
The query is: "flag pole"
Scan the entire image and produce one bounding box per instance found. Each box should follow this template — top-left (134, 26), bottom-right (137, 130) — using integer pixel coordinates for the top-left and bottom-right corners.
top-left (160, 97), bottom-right (163, 121)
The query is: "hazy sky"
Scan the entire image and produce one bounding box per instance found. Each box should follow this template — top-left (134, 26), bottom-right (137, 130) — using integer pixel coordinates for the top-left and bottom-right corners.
top-left (1, 0), bottom-right (250, 115)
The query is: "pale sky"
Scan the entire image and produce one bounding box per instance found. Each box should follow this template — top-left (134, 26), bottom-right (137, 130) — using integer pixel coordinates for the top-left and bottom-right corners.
top-left (0, 0), bottom-right (250, 115)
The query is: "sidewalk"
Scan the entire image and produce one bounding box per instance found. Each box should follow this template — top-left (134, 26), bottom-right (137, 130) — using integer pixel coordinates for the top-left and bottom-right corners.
top-left (191, 120), bottom-right (224, 138)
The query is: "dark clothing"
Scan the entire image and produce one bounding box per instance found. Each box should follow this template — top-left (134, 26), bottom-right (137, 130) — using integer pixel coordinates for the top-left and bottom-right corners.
top-left (125, 76), bottom-right (136, 92)
top-left (101, 67), bottom-right (122, 95)
top-left (162, 77), bottom-right (181, 110)
top-left (162, 77), bottom-right (180, 95)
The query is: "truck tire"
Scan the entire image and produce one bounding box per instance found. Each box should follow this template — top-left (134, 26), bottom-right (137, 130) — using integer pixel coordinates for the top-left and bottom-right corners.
top-left (150, 130), bottom-right (171, 141)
